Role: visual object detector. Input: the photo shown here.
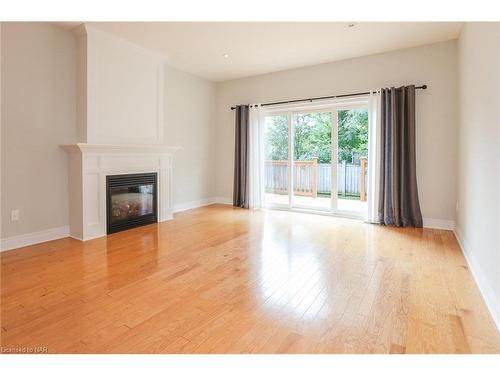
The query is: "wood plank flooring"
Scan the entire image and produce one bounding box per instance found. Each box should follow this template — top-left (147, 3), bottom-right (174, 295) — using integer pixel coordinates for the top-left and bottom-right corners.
top-left (1, 204), bottom-right (498, 353)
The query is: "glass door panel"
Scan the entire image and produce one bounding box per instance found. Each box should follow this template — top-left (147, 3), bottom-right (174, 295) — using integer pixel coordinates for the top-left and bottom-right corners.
top-left (335, 108), bottom-right (369, 214)
top-left (262, 103), bottom-right (370, 218)
top-left (264, 114), bottom-right (290, 207)
top-left (291, 111), bottom-right (332, 211)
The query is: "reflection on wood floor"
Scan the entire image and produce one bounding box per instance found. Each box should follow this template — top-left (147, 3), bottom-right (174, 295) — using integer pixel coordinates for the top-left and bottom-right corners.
top-left (1, 204), bottom-right (498, 353)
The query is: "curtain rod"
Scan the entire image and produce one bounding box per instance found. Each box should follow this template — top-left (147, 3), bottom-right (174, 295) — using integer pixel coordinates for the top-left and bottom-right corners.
top-left (230, 85), bottom-right (427, 110)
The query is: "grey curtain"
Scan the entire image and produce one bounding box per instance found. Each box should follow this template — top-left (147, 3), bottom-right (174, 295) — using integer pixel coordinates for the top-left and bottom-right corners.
top-left (233, 105), bottom-right (250, 208)
top-left (378, 85), bottom-right (423, 227)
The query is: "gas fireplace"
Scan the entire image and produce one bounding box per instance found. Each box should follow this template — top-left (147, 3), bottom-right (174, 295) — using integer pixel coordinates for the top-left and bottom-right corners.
top-left (106, 173), bottom-right (158, 234)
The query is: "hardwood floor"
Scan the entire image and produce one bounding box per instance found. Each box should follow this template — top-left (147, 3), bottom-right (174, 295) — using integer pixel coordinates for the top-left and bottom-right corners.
top-left (1, 204), bottom-right (498, 353)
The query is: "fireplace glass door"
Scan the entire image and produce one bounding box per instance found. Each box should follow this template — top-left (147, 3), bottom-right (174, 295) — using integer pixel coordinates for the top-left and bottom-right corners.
top-left (106, 173), bottom-right (158, 234)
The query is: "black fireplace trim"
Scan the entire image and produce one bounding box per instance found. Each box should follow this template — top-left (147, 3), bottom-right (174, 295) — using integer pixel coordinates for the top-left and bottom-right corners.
top-left (106, 172), bottom-right (158, 235)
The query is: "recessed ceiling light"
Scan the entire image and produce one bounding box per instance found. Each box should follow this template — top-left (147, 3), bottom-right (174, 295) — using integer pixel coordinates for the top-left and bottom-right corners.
top-left (222, 53), bottom-right (230, 58)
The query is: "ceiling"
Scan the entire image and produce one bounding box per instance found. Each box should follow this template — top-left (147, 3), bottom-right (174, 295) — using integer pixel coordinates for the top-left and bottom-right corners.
top-left (66, 22), bottom-right (462, 82)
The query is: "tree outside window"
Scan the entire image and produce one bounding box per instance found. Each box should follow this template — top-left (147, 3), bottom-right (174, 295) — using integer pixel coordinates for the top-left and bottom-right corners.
top-left (265, 109), bottom-right (368, 164)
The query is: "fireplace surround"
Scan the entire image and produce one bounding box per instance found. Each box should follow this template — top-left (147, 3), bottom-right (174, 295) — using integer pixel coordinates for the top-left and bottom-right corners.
top-left (62, 143), bottom-right (178, 241)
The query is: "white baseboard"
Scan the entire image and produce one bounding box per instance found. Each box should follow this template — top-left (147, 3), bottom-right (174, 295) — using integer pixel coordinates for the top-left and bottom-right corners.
top-left (423, 218), bottom-right (455, 230)
top-left (454, 226), bottom-right (500, 331)
top-left (173, 196), bottom-right (233, 214)
top-left (172, 197), bottom-right (217, 213)
top-left (214, 196), bottom-right (232, 205)
top-left (0, 226), bottom-right (70, 252)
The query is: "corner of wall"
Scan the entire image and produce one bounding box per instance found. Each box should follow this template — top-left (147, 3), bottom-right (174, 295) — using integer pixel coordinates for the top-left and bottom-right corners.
top-left (454, 225), bottom-right (500, 331)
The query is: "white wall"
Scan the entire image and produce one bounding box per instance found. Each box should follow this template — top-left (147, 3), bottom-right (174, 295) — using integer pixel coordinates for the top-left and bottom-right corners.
top-left (215, 41), bottom-right (458, 223)
top-left (164, 64), bottom-right (217, 210)
top-left (456, 23), bottom-right (500, 325)
top-left (1, 22), bottom-right (77, 239)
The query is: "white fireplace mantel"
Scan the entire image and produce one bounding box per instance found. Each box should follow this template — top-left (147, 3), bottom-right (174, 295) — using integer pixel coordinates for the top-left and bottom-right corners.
top-left (62, 143), bottom-right (179, 241)
top-left (62, 143), bottom-right (179, 155)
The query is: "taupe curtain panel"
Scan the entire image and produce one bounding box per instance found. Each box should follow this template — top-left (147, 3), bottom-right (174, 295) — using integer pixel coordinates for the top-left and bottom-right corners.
top-left (233, 105), bottom-right (250, 208)
top-left (378, 85), bottom-right (423, 227)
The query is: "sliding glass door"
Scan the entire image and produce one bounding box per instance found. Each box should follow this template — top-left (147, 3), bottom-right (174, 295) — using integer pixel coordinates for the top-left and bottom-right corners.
top-left (335, 107), bottom-right (369, 215)
top-left (264, 114), bottom-right (290, 207)
top-left (291, 111), bottom-right (332, 211)
top-left (263, 100), bottom-right (369, 218)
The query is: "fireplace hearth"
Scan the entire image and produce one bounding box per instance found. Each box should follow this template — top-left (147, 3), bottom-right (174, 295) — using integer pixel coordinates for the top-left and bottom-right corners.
top-left (106, 173), bottom-right (158, 234)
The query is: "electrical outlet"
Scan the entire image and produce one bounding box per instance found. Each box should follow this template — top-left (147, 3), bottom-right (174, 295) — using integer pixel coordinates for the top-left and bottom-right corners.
top-left (11, 209), bottom-right (20, 222)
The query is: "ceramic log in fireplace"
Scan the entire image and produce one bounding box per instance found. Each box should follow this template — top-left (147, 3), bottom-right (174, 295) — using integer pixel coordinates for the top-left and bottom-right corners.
top-left (106, 173), bottom-right (158, 234)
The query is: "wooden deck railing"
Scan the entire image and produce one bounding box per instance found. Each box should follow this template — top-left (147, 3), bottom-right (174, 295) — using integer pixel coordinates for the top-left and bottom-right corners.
top-left (265, 157), bottom-right (367, 200)
top-left (265, 158), bottom-right (318, 197)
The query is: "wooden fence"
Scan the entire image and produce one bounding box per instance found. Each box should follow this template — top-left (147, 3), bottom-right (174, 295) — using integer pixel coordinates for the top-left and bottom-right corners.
top-left (265, 158), bottom-right (367, 199)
